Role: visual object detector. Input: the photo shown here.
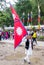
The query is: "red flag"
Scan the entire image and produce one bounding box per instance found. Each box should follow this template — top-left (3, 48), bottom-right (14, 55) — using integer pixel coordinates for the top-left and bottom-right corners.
top-left (10, 4), bottom-right (28, 48)
top-left (38, 17), bottom-right (40, 22)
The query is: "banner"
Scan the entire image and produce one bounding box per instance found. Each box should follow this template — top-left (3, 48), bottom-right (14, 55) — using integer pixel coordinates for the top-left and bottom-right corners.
top-left (10, 4), bottom-right (28, 48)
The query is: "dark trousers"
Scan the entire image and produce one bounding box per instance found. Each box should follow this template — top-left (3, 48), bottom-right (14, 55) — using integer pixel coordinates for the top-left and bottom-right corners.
top-left (31, 40), bottom-right (33, 50)
top-left (31, 38), bottom-right (37, 50)
top-left (0, 35), bottom-right (1, 40)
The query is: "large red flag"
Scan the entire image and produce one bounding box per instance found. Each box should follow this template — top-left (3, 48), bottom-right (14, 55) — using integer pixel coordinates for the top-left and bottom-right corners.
top-left (10, 4), bottom-right (28, 49)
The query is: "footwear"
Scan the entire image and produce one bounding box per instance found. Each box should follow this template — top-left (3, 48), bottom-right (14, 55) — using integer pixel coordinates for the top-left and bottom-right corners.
top-left (24, 59), bottom-right (27, 62)
top-left (28, 62), bottom-right (31, 64)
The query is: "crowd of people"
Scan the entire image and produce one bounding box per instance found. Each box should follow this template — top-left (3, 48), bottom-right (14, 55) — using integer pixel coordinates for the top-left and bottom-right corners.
top-left (0, 29), bottom-right (38, 64)
top-left (0, 30), bottom-right (14, 41)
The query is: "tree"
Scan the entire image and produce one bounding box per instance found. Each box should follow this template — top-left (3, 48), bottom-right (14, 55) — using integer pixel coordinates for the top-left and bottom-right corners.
top-left (15, 0), bottom-right (44, 25)
top-left (0, 8), bottom-right (13, 27)
top-left (0, 0), bottom-right (15, 27)
top-left (0, 0), bottom-right (44, 27)
top-left (15, 0), bottom-right (32, 25)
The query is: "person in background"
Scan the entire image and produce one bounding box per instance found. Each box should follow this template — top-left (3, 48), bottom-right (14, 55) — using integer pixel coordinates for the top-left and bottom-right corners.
top-left (8, 31), bottom-right (10, 39)
top-left (5, 31), bottom-right (8, 39)
top-left (1, 31), bottom-right (4, 40)
top-left (0, 31), bottom-right (2, 41)
top-left (31, 30), bottom-right (37, 49)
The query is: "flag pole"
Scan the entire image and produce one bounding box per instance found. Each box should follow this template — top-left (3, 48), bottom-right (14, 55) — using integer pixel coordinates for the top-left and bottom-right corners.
top-left (31, 11), bottom-right (32, 29)
top-left (27, 13), bottom-right (29, 26)
top-left (9, 2), bottom-right (15, 49)
top-left (38, 3), bottom-right (40, 30)
top-left (22, 12), bottom-right (25, 25)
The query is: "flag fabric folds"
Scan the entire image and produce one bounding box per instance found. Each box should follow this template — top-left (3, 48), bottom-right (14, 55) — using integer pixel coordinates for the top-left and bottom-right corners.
top-left (10, 4), bottom-right (28, 49)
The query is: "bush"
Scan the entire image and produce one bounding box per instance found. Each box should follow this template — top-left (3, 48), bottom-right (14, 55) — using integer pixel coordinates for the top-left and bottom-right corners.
top-left (37, 36), bottom-right (44, 41)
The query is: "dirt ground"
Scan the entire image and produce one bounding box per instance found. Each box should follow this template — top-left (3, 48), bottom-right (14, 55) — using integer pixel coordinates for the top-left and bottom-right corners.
top-left (0, 42), bottom-right (44, 65)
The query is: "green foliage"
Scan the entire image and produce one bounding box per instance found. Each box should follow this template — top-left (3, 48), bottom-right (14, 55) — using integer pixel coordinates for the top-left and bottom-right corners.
top-left (15, 0), bottom-right (44, 25)
top-left (38, 36), bottom-right (44, 41)
top-left (15, 0), bottom-right (32, 25)
top-left (0, 0), bottom-right (44, 27)
top-left (0, 8), bottom-right (13, 27)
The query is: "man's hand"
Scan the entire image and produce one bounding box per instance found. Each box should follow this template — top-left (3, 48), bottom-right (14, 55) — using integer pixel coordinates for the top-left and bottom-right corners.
top-left (26, 35), bottom-right (32, 39)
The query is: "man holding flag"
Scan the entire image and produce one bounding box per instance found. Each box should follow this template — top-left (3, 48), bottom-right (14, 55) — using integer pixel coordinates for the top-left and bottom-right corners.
top-left (9, 3), bottom-right (32, 64)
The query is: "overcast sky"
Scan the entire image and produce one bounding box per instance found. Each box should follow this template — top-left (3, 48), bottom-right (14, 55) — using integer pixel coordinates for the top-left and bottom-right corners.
top-left (6, 0), bottom-right (17, 7)
top-left (0, 0), bottom-right (17, 11)
top-left (6, 0), bottom-right (17, 4)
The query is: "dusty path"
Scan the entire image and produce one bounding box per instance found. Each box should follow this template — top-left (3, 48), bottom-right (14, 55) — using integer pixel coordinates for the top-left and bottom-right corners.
top-left (0, 41), bottom-right (44, 65)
